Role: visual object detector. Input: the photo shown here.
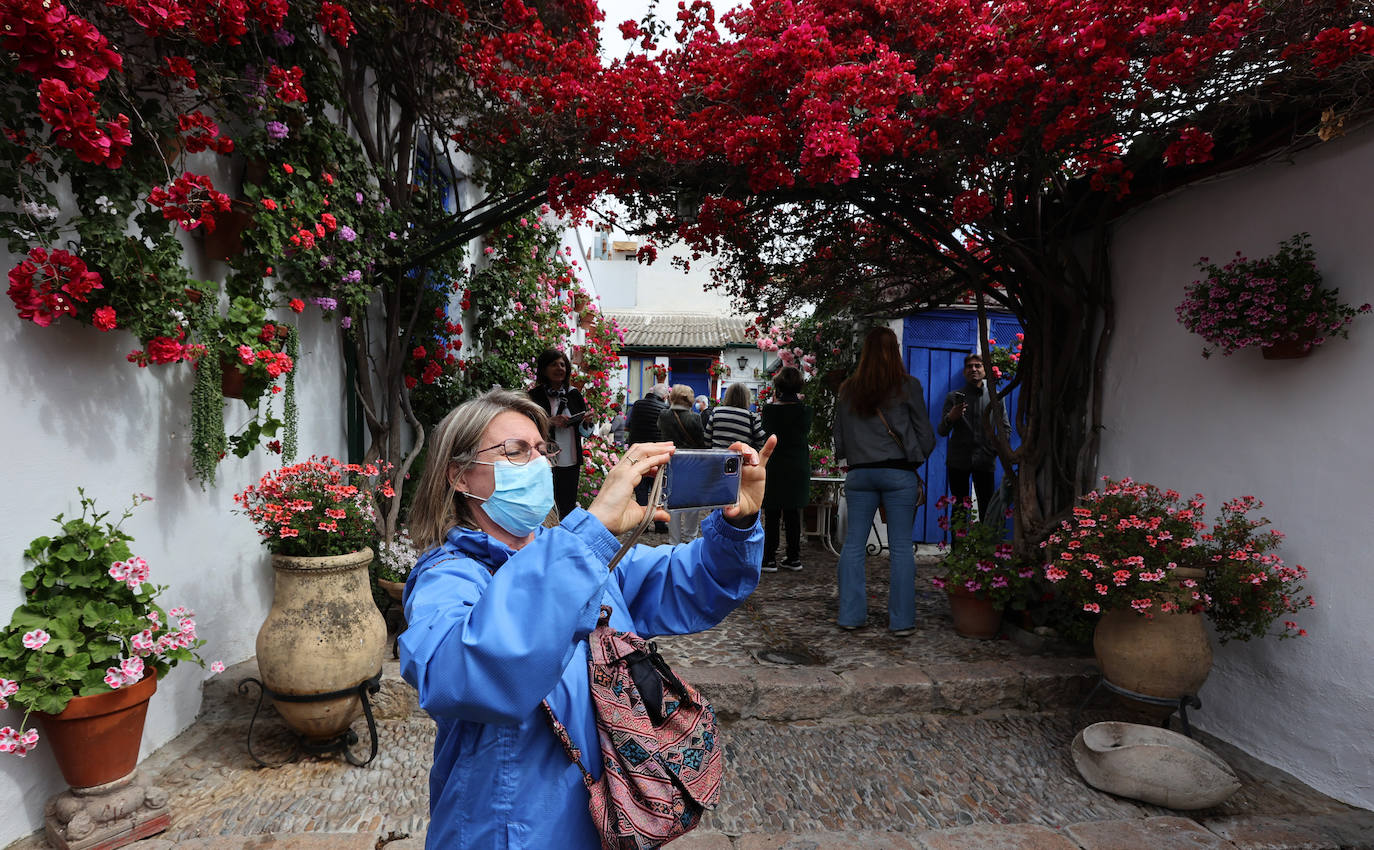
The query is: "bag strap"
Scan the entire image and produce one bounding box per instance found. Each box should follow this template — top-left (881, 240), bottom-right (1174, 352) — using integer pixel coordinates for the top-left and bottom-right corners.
top-left (876, 409), bottom-right (926, 507)
top-left (540, 604), bottom-right (616, 785)
top-left (540, 700), bottom-right (594, 786)
top-left (672, 410), bottom-right (703, 448)
top-left (876, 409), bottom-right (906, 454)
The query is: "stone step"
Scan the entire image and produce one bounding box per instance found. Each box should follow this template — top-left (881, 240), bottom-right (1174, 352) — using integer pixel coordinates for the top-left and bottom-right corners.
top-left (97, 809), bottom-right (1374, 850)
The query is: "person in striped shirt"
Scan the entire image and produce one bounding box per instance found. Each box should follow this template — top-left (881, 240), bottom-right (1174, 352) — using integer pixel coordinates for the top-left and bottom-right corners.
top-left (706, 382), bottom-right (765, 453)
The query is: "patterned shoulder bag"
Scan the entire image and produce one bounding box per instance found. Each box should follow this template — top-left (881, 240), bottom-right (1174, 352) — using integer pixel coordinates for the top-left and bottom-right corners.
top-left (541, 605), bottom-right (722, 849)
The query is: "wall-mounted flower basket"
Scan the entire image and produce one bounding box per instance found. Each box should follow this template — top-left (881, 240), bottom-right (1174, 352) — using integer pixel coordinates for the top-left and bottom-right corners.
top-left (1177, 233), bottom-right (1371, 359)
top-left (1260, 329), bottom-right (1316, 360)
top-left (203, 200), bottom-right (255, 261)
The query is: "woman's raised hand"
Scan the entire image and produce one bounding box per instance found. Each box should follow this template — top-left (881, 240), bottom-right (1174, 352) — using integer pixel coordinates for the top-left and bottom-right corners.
top-left (722, 435), bottom-right (776, 528)
top-left (587, 442), bottom-right (674, 534)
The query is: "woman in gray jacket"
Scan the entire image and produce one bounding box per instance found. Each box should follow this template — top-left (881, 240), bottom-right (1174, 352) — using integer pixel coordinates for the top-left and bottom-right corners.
top-left (832, 326), bottom-right (935, 635)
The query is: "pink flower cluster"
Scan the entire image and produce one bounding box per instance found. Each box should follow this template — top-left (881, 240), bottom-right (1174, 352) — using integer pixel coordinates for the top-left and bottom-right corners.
top-left (108, 556), bottom-right (150, 591)
top-left (1041, 477), bottom-right (1206, 617)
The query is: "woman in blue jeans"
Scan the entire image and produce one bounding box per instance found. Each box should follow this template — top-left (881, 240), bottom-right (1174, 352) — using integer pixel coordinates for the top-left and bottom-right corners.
top-left (832, 327), bottom-right (936, 635)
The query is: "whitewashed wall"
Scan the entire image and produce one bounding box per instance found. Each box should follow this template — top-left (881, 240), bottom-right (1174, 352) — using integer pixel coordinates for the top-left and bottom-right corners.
top-left (1104, 122), bottom-right (1374, 809)
top-left (0, 298), bottom-right (349, 843)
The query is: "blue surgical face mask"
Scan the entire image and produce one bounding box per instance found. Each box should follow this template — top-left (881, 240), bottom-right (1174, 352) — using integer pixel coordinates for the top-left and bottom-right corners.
top-left (467, 458), bottom-right (554, 538)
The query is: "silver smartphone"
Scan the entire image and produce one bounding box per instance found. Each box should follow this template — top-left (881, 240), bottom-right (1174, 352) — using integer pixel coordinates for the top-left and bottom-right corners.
top-left (660, 449), bottom-right (743, 511)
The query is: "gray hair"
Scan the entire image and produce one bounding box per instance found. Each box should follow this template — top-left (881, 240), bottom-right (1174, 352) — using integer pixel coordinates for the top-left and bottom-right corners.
top-left (649, 382), bottom-right (671, 400)
top-left (408, 388), bottom-right (549, 552)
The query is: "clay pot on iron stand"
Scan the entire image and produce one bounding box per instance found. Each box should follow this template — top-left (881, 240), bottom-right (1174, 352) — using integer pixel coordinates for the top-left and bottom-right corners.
top-left (945, 585), bottom-right (1004, 639)
top-left (36, 672), bottom-right (171, 849)
top-left (1091, 567), bottom-right (1212, 720)
top-left (248, 547), bottom-right (387, 765)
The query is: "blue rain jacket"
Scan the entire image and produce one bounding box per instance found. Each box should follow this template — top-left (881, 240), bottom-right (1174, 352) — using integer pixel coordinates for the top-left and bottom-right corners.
top-left (398, 506), bottom-right (762, 850)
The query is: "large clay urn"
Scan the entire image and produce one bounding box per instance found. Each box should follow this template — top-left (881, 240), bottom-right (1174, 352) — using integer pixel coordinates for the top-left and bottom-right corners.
top-left (1093, 567), bottom-right (1212, 714)
top-left (255, 548), bottom-right (384, 741)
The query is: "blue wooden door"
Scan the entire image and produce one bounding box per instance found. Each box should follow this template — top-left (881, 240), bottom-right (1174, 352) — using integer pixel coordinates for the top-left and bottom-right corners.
top-left (903, 310), bottom-right (1022, 543)
top-left (669, 357), bottom-right (710, 400)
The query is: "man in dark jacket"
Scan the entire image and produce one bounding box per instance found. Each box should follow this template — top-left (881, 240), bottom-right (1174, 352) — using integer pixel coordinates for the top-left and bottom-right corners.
top-left (627, 383), bottom-right (671, 531)
top-left (937, 354), bottom-right (1010, 517)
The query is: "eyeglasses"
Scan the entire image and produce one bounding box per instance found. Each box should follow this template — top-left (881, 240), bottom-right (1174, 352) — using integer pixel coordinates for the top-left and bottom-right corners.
top-left (472, 438), bottom-right (561, 465)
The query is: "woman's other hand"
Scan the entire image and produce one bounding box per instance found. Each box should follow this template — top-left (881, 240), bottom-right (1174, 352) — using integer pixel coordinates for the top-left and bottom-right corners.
top-left (723, 435), bottom-right (776, 528)
top-left (587, 442), bottom-right (674, 534)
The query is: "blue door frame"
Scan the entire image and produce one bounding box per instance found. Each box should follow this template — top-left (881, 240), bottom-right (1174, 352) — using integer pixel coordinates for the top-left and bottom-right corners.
top-left (903, 310), bottom-right (1022, 544)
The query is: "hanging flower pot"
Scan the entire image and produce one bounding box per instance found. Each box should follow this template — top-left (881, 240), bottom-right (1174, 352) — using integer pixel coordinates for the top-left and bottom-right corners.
top-left (219, 355), bottom-right (247, 399)
top-left (203, 199), bottom-right (255, 261)
top-left (1260, 328), bottom-right (1316, 360)
top-left (36, 672), bottom-right (157, 789)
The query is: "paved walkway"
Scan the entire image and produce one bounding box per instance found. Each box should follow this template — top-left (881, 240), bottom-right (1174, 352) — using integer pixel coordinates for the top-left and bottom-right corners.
top-left (7, 533), bottom-right (1372, 850)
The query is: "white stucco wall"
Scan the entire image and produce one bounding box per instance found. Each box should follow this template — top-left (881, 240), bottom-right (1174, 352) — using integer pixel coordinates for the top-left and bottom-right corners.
top-left (1103, 122), bottom-right (1374, 809)
top-left (0, 301), bottom-right (348, 843)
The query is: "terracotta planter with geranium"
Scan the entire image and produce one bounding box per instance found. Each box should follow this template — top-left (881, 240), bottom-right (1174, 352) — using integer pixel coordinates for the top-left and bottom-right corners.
top-left (235, 457), bottom-right (391, 743)
top-left (1176, 233), bottom-right (1372, 359)
top-left (0, 492), bottom-right (216, 848)
top-left (931, 496), bottom-right (1036, 639)
top-left (1043, 478), bottom-right (1314, 707)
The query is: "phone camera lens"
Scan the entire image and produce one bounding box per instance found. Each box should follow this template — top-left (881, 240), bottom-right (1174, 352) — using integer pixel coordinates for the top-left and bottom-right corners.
top-left (724, 457), bottom-right (740, 474)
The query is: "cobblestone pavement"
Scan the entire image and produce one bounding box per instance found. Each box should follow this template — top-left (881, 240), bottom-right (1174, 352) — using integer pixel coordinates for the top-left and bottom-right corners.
top-left (7, 534), bottom-right (1372, 850)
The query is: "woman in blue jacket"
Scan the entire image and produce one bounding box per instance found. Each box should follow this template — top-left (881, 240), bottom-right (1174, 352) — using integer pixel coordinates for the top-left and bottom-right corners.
top-left (400, 388), bottom-right (774, 850)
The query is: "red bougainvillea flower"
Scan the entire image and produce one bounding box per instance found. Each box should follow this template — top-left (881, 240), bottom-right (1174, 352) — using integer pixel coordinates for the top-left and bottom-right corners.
top-left (317, 2), bottom-right (356, 47)
top-left (288, 298), bottom-right (305, 313)
top-left (93, 305), bottom-right (117, 330)
top-left (146, 173), bottom-right (232, 232)
top-left (6, 246), bottom-right (104, 327)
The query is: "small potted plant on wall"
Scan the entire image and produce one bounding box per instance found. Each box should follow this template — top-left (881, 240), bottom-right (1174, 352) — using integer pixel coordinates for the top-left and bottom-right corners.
top-left (931, 497), bottom-right (1037, 638)
top-left (1176, 232), bottom-right (1372, 359)
top-left (0, 490), bottom-right (216, 847)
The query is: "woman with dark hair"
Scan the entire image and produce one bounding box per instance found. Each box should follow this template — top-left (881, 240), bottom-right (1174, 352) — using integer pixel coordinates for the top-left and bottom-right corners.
top-left (832, 326), bottom-right (935, 635)
top-left (529, 348), bottom-right (590, 519)
top-left (400, 388), bottom-right (774, 850)
top-left (761, 366), bottom-right (813, 572)
top-left (706, 382), bottom-right (764, 451)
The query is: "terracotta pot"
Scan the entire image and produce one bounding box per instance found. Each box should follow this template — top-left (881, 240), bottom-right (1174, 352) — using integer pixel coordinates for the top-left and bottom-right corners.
top-left (36, 673), bottom-right (157, 788)
top-left (377, 578), bottom-right (406, 602)
top-left (1093, 567), bottom-right (1212, 712)
top-left (946, 586), bottom-right (1003, 639)
top-left (1261, 328), bottom-right (1315, 360)
top-left (203, 199), bottom-right (255, 261)
top-left (255, 548), bottom-right (385, 741)
top-left (220, 356), bottom-right (246, 399)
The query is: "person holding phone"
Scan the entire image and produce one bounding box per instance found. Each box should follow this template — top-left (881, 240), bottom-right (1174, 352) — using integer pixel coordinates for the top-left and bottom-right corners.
top-left (937, 352), bottom-right (1010, 518)
top-left (399, 388), bottom-right (774, 850)
top-left (529, 348), bottom-right (591, 519)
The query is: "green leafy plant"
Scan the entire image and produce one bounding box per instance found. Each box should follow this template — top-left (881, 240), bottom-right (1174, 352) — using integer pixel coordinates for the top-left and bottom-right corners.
top-left (932, 496), bottom-right (1036, 610)
top-left (0, 492), bottom-right (213, 757)
top-left (1199, 496), bottom-right (1313, 643)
